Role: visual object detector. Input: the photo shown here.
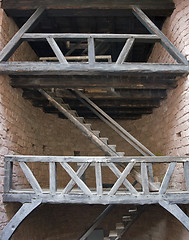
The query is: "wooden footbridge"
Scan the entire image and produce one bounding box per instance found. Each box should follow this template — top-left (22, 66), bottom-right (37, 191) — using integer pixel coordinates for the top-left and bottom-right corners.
top-left (1, 0), bottom-right (189, 239)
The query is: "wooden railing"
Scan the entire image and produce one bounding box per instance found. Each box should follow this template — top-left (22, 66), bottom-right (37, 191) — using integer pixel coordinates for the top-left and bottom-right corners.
top-left (4, 155), bottom-right (189, 205)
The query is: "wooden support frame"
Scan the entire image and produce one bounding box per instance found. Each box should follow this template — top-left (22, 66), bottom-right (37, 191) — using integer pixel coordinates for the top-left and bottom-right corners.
top-left (159, 200), bottom-right (189, 231)
top-left (0, 8), bottom-right (45, 62)
top-left (132, 6), bottom-right (189, 66)
top-left (1, 199), bottom-right (42, 240)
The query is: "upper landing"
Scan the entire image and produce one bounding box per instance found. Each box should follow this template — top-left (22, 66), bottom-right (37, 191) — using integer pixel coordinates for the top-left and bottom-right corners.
top-left (0, 3), bottom-right (188, 119)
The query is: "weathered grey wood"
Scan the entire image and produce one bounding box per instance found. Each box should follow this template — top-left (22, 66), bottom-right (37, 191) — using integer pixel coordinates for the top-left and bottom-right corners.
top-left (116, 38), bottom-right (135, 64)
top-left (62, 162), bottom-right (90, 194)
top-left (79, 205), bottom-right (114, 240)
top-left (159, 200), bottom-right (189, 231)
top-left (1, 199), bottom-right (42, 240)
top-left (46, 37), bottom-right (68, 64)
top-left (60, 162), bottom-right (92, 196)
top-left (0, 62), bottom-right (188, 75)
top-left (22, 33), bottom-right (160, 41)
top-left (132, 169), bottom-right (159, 192)
top-left (49, 162), bottom-right (57, 195)
top-left (159, 162), bottom-right (176, 194)
top-left (4, 192), bottom-right (189, 205)
top-left (107, 162), bottom-right (138, 195)
top-left (0, 8), bottom-right (44, 61)
top-left (141, 162), bottom-right (149, 194)
top-left (38, 89), bottom-right (118, 156)
top-left (109, 162), bottom-right (135, 195)
top-left (184, 162), bottom-right (189, 191)
top-left (19, 162), bottom-right (42, 195)
top-left (73, 90), bottom-right (154, 156)
top-left (88, 37), bottom-right (95, 64)
top-left (95, 163), bottom-right (103, 195)
top-left (4, 161), bottom-right (13, 193)
top-left (132, 6), bottom-right (188, 65)
top-left (5, 155), bottom-right (189, 163)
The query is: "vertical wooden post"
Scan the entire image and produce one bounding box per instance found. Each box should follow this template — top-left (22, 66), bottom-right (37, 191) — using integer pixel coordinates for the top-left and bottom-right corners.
top-left (184, 162), bottom-right (189, 191)
top-left (95, 163), bottom-right (103, 195)
top-left (4, 160), bottom-right (13, 193)
top-left (88, 37), bottom-right (95, 64)
top-left (49, 162), bottom-right (57, 195)
top-left (141, 162), bottom-right (149, 194)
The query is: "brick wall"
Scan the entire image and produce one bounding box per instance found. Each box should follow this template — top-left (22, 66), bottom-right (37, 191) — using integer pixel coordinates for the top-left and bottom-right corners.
top-left (0, 0), bottom-right (189, 239)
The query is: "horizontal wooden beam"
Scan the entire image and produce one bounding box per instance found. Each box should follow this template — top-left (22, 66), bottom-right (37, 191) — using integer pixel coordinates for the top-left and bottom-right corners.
top-left (2, 0), bottom-right (175, 11)
top-left (5, 155), bottom-right (189, 163)
top-left (22, 33), bottom-right (160, 42)
top-left (43, 106), bottom-right (153, 114)
top-left (0, 62), bottom-right (187, 76)
top-left (11, 75), bottom-right (178, 89)
top-left (3, 192), bottom-right (189, 205)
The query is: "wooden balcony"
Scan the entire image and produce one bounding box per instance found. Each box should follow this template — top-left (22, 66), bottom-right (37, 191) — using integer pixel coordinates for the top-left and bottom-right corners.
top-left (4, 155), bottom-right (189, 205)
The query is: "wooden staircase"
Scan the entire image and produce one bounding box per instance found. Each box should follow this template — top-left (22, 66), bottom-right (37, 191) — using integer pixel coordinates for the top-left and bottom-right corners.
top-left (104, 207), bottom-right (144, 240)
top-left (39, 89), bottom-right (128, 157)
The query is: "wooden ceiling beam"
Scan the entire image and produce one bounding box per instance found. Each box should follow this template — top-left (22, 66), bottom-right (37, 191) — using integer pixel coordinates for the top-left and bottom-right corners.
top-left (12, 75), bottom-right (178, 89)
top-left (2, 0), bottom-right (174, 11)
top-left (1, 62), bottom-right (188, 76)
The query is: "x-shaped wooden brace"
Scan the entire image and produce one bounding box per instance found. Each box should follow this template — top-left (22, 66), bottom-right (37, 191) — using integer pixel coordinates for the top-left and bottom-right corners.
top-left (106, 162), bottom-right (138, 195)
top-left (61, 162), bottom-right (92, 196)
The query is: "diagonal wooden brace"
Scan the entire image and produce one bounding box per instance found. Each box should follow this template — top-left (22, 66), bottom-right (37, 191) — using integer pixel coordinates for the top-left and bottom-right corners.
top-left (0, 7), bottom-right (45, 62)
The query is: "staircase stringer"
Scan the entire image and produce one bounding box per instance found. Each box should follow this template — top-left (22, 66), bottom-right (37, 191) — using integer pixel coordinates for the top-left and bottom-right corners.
top-left (39, 89), bottom-right (118, 157)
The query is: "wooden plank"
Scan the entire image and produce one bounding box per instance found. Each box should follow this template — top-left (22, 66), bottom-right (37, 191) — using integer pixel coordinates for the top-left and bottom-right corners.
top-left (116, 38), bottom-right (135, 64)
top-left (2, 0), bottom-right (175, 11)
top-left (5, 155), bottom-right (189, 163)
top-left (4, 192), bottom-right (189, 205)
top-left (132, 7), bottom-right (189, 65)
top-left (159, 162), bottom-right (176, 194)
top-left (184, 162), bottom-right (189, 191)
top-left (109, 162), bottom-right (135, 195)
top-left (79, 205), bottom-right (114, 240)
top-left (0, 8), bottom-right (44, 62)
top-left (88, 37), bottom-right (95, 64)
top-left (95, 163), bottom-right (103, 196)
top-left (0, 62), bottom-right (188, 75)
top-left (4, 161), bottom-right (13, 193)
top-left (49, 162), bottom-right (57, 195)
top-left (141, 162), bottom-right (149, 194)
top-left (107, 162), bottom-right (138, 194)
top-left (22, 33), bottom-right (160, 41)
top-left (1, 199), bottom-right (42, 240)
top-left (62, 162), bottom-right (90, 194)
top-left (40, 55), bottom-right (112, 62)
top-left (46, 37), bottom-right (68, 64)
top-left (60, 162), bottom-right (92, 196)
top-left (19, 162), bottom-right (42, 195)
top-left (159, 200), bottom-right (189, 231)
